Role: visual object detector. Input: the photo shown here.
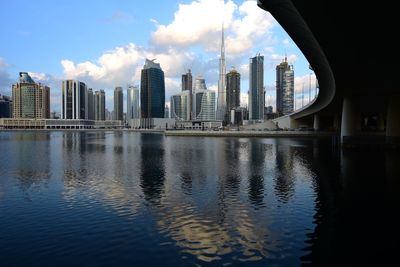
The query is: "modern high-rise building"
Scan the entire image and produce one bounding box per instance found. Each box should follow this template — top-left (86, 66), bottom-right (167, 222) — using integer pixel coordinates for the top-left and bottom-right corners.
top-left (226, 69), bottom-right (241, 113)
top-left (194, 89), bottom-right (216, 121)
top-left (94, 90), bottom-right (106, 121)
top-left (276, 57), bottom-right (294, 115)
top-left (171, 90), bottom-right (190, 121)
top-left (249, 55), bottom-right (264, 121)
top-left (127, 85), bottom-right (140, 121)
top-left (87, 88), bottom-right (95, 120)
top-left (140, 59), bottom-right (165, 118)
top-left (164, 105), bottom-right (170, 118)
top-left (61, 80), bottom-right (87, 119)
top-left (194, 75), bottom-right (207, 91)
top-left (216, 25), bottom-right (227, 122)
top-left (0, 94), bottom-right (12, 118)
top-left (282, 65), bottom-right (294, 115)
top-left (182, 69), bottom-right (193, 120)
top-left (114, 86), bottom-right (123, 121)
top-left (12, 72), bottom-right (50, 119)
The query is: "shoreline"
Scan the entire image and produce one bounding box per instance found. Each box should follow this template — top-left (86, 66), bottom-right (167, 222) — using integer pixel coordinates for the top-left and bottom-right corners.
top-left (0, 128), bottom-right (336, 137)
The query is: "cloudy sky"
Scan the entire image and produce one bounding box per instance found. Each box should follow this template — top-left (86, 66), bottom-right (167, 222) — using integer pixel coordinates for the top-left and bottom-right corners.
top-left (0, 0), bottom-right (317, 113)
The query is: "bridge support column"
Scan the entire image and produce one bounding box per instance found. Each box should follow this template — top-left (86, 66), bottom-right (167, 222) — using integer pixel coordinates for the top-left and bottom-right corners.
top-left (341, 97), bottom-right (358, 144)
top-left (386, 94), bottom-right (400, 144)
top-left (333, 113), bottom-right (341, 131)
top-left (313, 114), bottom-right (320, 131)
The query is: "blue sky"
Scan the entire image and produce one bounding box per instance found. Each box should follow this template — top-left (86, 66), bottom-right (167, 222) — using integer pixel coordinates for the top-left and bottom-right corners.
top-left (0, 0), bottom-right (316, 112)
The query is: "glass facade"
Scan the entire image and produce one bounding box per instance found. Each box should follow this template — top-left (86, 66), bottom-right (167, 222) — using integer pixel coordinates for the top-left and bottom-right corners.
top-left (194, 89), bottom-right (216, 121)
top-left (249, 55), bottom-right (264, 120)
top-left (140, 59), bottom-right (165, 119)
top-left (127, 85), bottom-right (140, 121)
top-left (171, 91), bottom-right (190, 121)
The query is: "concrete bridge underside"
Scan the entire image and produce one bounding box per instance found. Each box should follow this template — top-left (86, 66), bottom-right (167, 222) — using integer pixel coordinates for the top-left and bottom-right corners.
top-left (258, 0), bottom-right (400, 144)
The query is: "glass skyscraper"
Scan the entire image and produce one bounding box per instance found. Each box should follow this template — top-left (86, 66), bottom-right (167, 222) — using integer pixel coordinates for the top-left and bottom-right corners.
top-left (127, 85), bottom-right (140, 121)
top-left (140, 59), bottom-right (165, 118)
top-left (171, 91), bottom-right (190, 121)
top-left (114, 86), bottom-right (123, 121)
top-left (61, 80), bottom-right (87, 119)
top-left (249, 55), bottom-right (264, 121)
top-left (95, 90), bottom-right (106, 121)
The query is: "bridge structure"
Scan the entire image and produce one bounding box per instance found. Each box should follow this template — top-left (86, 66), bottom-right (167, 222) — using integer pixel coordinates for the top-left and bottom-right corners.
top-left (258, 0), bottom-right (400, 145)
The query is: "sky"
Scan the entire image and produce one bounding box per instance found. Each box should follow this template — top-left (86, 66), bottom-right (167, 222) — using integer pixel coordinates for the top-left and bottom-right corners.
top-left (0, 0), bottom-right (317, 113)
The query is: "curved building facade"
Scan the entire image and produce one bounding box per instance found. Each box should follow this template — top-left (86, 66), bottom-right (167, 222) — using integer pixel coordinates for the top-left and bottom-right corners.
top-left (194, 89), bottom-right (216, 121)
top-left (171, 91), bottom-right (190, 121)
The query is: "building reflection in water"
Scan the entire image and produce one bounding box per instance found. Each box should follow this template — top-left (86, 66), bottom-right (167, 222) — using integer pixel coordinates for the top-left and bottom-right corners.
top-left (247, 139), bottom-right (267, 208)
top-left (140, 133), bottom-right (166, 205)
top-left (273, 141), bottom-right (295, 203)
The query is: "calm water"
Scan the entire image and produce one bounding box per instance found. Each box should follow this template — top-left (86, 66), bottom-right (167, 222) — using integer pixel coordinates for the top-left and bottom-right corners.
top-left (0, 131), bottom-right (399, 266)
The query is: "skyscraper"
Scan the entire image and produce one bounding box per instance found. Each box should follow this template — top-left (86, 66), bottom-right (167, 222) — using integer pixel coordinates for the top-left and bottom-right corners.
top-left (95, 90), bottom-right (106, 121)
top-left (226, 68), bottom-right (241, 113)
top-left (0, 94), bottom-right (12, 118)
top-left (193, 76), bottom-right (216, 121)
top-left (140, 59), bottom-right (165, 118)
top-left (61, 80), bottom-right (87, 119)
top-left (249, 55), bottom-right (264, 121)
top-left (194, 89), bottom-right (216, 121)
top-left (12, 72), bottom-right (50, 119)
top-left (216, 25), bottom-right (227, 122)
top-left (87, 88), bottom-right (95, 120)
top-left (182, 69), bottom-right (193, 119)
top-left (276, 57), bottom-right (294, 115)
top-left (114, 86), bottom-right (123, 121)
top-left (171, 91), bottom-right (190, 121)
top-left (282, 65), bottom-right (294, 115)
top-left (127, 85), bottom-right (140, 121)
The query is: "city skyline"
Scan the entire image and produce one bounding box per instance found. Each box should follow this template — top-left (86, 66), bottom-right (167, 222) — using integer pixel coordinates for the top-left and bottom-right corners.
top-left (0, 0), bottom-right (314, 114)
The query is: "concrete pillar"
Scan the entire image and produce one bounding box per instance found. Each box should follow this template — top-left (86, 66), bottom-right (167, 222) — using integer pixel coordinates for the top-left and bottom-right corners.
top-left (313, 114), bottom-right (320, 131)
top-left (386, 94), bottom-right (400, 144)
top-left (341, 97), bottom-right (358, 143)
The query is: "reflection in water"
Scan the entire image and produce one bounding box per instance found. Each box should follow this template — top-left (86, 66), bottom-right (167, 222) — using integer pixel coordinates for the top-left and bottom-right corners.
top-left (248, 139), bottom-right (267, 208)
top-left (0, 132), bottom-right (399, 266)
top-left (274, 144), bottom-right (295, 203)
top-left (140, 133), bottom-right (165, 205)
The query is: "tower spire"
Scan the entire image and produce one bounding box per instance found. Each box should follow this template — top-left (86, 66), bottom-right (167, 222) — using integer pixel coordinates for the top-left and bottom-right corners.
top-left (217, 22), bottom-right (227, 122)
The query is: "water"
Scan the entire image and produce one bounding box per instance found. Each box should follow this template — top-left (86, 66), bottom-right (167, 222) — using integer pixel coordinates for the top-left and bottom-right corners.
top-left (0, 131), bottom-right (399, 266)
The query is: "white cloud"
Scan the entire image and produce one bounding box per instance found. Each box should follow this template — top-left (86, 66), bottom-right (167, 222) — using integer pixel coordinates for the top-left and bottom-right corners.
top-left (151, 0), bottom-right (275, 54)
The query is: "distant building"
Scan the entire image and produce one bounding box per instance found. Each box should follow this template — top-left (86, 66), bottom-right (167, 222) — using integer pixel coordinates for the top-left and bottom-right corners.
top-left (140, 59), bottom-right (165, 118)
top-left (12, 72), bottom-right (50, 119)
top-left (164, 105), bottom-right (170, 119)
top-left (0, 94), bottom-right (12, 118)
top-left (61, 80), bottom-right (87, 119)
top-left (114, 86), bottom-right (123, 121)
top-left (182, 69), bottom-right (193, 119)
top-left (95, 90), bottom-right (106, 121)
top-left (276, 57), bottom-right (294, 115)
top-left (226, 68), bottom-right (241, 113)
top-left (249, 55), bottom-right (264, 121)
top-left (127, 85), bottom-right (140, 126)
top-left (87, 88), bottom-right (95, 120)
top-left (171, 91), bottom-right (190, 121)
